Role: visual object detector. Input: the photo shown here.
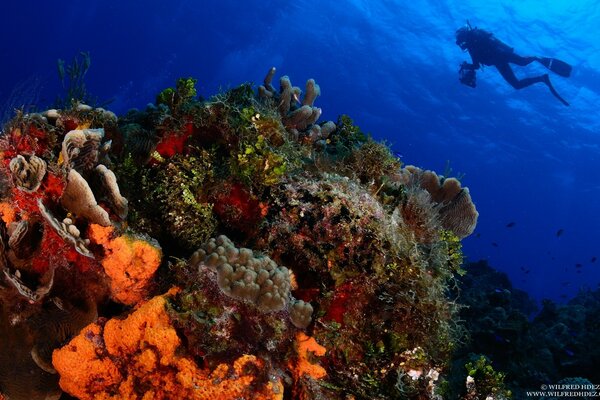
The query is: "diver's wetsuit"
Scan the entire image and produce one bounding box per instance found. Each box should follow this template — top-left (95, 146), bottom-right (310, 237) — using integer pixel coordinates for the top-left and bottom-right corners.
top-left (460, 28), bottom-right (569, 105)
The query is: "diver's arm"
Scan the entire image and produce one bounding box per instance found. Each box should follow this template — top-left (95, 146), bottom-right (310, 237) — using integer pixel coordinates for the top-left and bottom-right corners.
top-left (458, 48), bottom-right (481, 70)
top-left (465, 52), bottom-right (481, 70)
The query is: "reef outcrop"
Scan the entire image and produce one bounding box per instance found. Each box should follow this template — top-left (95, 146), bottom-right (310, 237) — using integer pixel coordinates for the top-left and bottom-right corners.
top-left (0, 68), bottom-right (480, 399)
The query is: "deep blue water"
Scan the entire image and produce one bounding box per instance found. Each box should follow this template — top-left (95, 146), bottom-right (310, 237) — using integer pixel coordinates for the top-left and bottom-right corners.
top-left (1, 0), bottom-right (598, 304)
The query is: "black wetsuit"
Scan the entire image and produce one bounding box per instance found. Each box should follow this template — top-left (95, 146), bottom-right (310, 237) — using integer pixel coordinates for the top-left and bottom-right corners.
top-left (463, 28), bottom-right (544, 90)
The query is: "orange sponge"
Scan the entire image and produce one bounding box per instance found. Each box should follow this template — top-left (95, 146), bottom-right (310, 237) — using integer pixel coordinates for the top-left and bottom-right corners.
top-left (0, 201), bottom-right (16, 225)
top-left (53, 293), bottom-right (283, 400)
top-left (88, 224), bottom-right (161, 305)
top-left (290, 332), bottom-right (327, 380)
top-left (52, 322), bottom-right (122, 399)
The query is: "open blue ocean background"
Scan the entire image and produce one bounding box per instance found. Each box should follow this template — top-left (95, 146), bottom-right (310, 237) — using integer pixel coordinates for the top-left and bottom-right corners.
top-left (1, 0), bottom-right (598, 304)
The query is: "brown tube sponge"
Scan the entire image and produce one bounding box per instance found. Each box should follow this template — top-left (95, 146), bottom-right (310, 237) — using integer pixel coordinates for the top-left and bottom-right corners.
top-left (60, 169), bottom-right (111, 227)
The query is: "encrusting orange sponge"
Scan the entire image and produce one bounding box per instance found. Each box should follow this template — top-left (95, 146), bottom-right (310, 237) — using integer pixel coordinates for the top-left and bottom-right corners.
top-left (53, 292), bottom-right (283, 400)
top-left (0, 201), bottom-right (16, 225)
top-left (88, 224), bottom-right (161, 305)
top-left (290, 332), bottom-right (327, 380)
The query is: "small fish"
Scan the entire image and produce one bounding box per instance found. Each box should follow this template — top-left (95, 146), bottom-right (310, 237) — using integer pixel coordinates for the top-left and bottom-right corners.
top-left (524, 269), bottom-right (530, 274)
top-left (560, 294), bottom-right (568, 299)
top-left (568, 329), bottom-right (578, 337)
top-left (475, 233), bottom-right (481, 238)
top-left (561, 281), bottom-right (571, 287)
top-left (506, 222), bottom-right (516, 228)
top-left (494, 289), bottom-right (503, 293)
top-left (576, 270), bottom-right (582, 274)
top-left (493, 334), bottom-right (507, 343)
top-left (556, 229), bottom-right (564, 237)
top-left (591, 257), bottom-right (597, 263)
top-left (491, 242), bottom-right (499, 247)
top-left (564, 348), bottom-right (575, 357)
top-left (575, 263), bottom-right (583, 269)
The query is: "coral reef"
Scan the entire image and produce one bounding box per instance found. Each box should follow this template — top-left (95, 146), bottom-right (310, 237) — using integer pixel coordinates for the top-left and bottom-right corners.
top-left (0, 101), bottom-right (154, 399)
top-left (449, 260), bottom-right (600, 399)
top-left (0, 67), bottom-right (482, 399)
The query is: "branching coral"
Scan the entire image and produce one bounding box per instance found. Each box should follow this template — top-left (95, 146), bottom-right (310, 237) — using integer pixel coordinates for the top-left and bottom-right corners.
top-left (258, 67), bottom-right (336, 142)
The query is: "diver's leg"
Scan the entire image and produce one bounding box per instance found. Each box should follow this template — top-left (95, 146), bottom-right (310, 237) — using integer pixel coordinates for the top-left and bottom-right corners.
top-left (496, 64), bottom-right (569, 106)
top-left (495, 63), bottom-right (545, 89)
top-left (507, 53), bottom-right (538, 66)
top-left (542, 74), bottom-right (570, 106)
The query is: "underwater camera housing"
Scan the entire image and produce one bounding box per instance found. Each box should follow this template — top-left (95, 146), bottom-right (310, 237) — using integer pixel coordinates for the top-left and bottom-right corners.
top-left (459, 62), bottom-right (476, 88)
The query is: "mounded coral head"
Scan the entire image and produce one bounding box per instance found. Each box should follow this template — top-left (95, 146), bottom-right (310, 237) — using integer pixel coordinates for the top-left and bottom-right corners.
top-left (189, 235), bottom-right (313, 328)
top-left (343, 138), bottom-right (402, 187)
top-left (264, 173), bottom-right (389, 280)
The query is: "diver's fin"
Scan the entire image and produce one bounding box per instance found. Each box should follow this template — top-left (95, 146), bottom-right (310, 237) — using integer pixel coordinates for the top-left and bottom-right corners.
top-left (539, 57), bottom-right (572, 78)
top-left (543, 74), bottom-right (569, 106)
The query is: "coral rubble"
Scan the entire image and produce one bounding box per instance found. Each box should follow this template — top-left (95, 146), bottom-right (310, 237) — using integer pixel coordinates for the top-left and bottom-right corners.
top-left (0, 67), bottom-right (481, 399)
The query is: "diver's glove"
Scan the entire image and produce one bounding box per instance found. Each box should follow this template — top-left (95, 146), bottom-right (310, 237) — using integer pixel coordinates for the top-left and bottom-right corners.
top-left (459, 62), bottom-right (477, 88)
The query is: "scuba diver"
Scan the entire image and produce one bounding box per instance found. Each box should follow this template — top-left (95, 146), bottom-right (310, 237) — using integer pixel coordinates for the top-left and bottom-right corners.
top-left (455, 22), bottom-right (571, 106)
